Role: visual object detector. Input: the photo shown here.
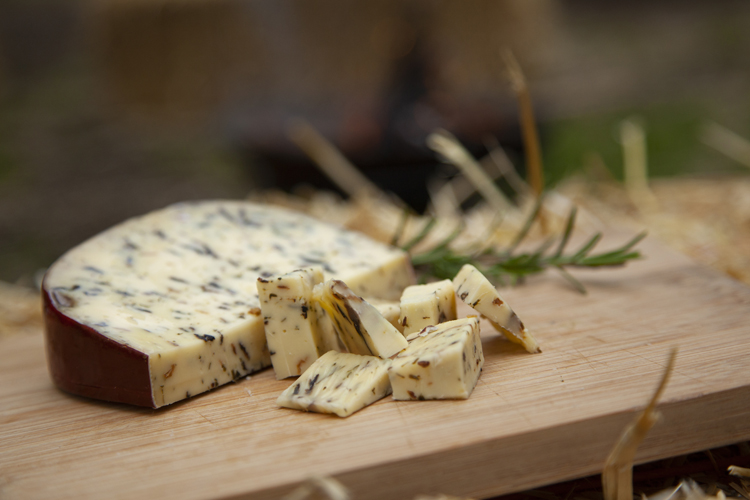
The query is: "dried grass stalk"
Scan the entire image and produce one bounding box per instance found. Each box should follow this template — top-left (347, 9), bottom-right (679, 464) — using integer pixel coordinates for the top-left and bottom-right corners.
top-left (700, 122), bottom-right (750, 169)
top-left (287, 118), bottom-right (383, 199)
top-left (729, 466), bottom-right (750, 478)
top-left (602, 348), bottom-right (677, 500)
top-left (0, 281), bottom-right (43, 337)
top-left (427, 178), bottom-right (462, 220)
top-left (282, 476), bottom-right (350, 500)
top-left (483, 135), bottom-right (532, 199)
top-left (729, 465), bottom-right (750, 500)
top-left (729, 483), bottom-right (750, 500)
top-left (433, 139), bottom-right (527, 210)
top-left (620, 118), bottom-right (658, 213)
top-left (670, 480), bottom-right (726, 500)
top-left (502, 48), bottom-right (544, 197)
top-left (440, 158), bottom-right (502, 208)
top-left (427, 129), bottom-right (512, 214)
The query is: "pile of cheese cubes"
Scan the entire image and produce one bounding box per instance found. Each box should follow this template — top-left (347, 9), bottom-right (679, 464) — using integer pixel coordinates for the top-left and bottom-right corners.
top-left (257, 264), bottom-right (540, 417)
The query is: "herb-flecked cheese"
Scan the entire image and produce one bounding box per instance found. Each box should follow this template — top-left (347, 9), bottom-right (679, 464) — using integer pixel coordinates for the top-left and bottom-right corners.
top-left (277, 351), bottom-right (392, 417)
top-left (257, 268), bottom-right (327, 379)
top-left (312, 284), bottom-right (346, 354)
top-left (43, 201), bottom-right (414, 407)
top-left (390, 317), bottom-right (483, 400)
top-left (398, 279), bottom-right (457, 335)
top-left (453, 264), bottom-right (539, 354)
top-left (366, 298), bottom-right (403, 333)
top-left (317, 280), bottom-right (408, 358)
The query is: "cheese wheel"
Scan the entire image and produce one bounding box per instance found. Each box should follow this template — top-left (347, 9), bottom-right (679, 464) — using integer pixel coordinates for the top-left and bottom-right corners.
top-left (43, 201), bottom-right (414, 408)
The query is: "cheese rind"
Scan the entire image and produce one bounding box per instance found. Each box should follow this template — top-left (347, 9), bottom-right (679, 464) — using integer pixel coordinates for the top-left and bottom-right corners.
top-left (257, 268), bottom-right (326, 379)
top-left (453, 264), bottom-right (540, 353)
top-left (43, 201), bottom-right (414, 407)
top-left (389, 317), bottom-right (483, 400)
top-left (317, 280), bottom-right (408, 358)
top-left (277, 351), bottom-right (392, 417)
top-left (398, 279), bottom-right (457, 335)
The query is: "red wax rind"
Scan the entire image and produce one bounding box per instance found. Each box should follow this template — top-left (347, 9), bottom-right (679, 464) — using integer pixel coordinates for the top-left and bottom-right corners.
top-left (43, 288), bottom-right (155, 408)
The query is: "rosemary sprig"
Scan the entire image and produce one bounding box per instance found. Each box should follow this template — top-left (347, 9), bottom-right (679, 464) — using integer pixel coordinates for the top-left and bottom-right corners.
top-left (553, 206), bottom-right (577, 258)
top-left (406, 203), bottom-right (646, 294)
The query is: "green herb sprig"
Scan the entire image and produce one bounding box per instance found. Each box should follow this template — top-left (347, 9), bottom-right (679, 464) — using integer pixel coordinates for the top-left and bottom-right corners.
top-left (400, 198), bottom-right (646, 294)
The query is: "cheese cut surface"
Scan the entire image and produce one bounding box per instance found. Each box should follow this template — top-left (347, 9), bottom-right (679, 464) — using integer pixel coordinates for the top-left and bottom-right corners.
top-left (312, 284), bottom-right (346, 354)
top-left (399, 279), bottom-right (457, 335)
top-left (317, 280), bottom-right (408, 358)
top-left (367, 298), bottom-right (403, 333)
top-left (276, 351), bottom-right (392, 417)
top-left (43, 201), bottom-right (414, 407)
top-left (390, 317), bottom-right (483, 400)
top-left (453, 264), bottom-right (540, 354)
top-left (257, 268), bottom-right (326, 379)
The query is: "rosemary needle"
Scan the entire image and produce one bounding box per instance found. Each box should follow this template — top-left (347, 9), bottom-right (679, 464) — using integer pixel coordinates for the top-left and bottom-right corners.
top-left (404, 198), bottom-right (646, 294)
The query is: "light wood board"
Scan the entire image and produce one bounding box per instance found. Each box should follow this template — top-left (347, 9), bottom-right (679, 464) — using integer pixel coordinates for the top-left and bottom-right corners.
top-left (2, 234), bottom-right (750, 500)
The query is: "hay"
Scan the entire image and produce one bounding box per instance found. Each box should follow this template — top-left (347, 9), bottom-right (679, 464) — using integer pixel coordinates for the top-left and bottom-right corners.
top-left (0, 281), bottom-right (42, 337)
top-left (559, 175), bottom-right (750, 286)
top-left (283, 476), bottom-right (350, 500)
top-left (602, 349), bottom-right (677, 500)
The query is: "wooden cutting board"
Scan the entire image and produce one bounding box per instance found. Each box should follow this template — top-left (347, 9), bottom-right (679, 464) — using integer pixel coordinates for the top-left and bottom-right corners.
top-left (2, 234), bottom-right (750, 500)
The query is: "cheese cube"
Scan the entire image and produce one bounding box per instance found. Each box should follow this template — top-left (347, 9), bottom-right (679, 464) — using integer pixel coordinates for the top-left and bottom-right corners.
top-left (398, 279), bottom-right (457, 335)
top-left (389, 317), bottom-right (483, 400)
top-left (317, 280), bottom-right (408, 358)
top-left (367, 298), bottom-right (403, 333)
top-left (311, 295), bottom-right (400, 352)
top-left (312, 283), bottom-right (346, 353)
top-left (453, 264), bottom-right (540, 353)
top-left (277, 351), bottom-right (392, 417)
top-left (257, 268), bottom-right (327, 379)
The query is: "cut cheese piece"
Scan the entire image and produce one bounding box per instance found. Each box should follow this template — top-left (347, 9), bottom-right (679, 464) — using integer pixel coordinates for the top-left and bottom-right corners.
top-left (317, 280), bottom-right (408, 358)
top-left (257, 268), bottom-right (326, 379)
top-left (390, 317), bottom-right (483, 400)
top-left (312, 283), bottom-right (346, 353)
top-left (367, 298), bottom-right (403, 333)
top-left (43, 201), bottom-right (414, 408)
top-left (398, 279), bottom-right (457, 335)
top-left (453, 264), bottom-right (540, 353)
top-left (277, 351), bottom-right (391, 417)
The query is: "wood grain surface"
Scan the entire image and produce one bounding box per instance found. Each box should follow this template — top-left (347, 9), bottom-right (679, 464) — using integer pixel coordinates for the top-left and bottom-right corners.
top-left (1, 234), bottom-right (750, 500)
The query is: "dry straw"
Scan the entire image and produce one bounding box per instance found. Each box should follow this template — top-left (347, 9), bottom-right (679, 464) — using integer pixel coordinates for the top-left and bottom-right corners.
top-left (283, 475), bottom-right (350, 500)
top-left (602, 348), bottom-right (677, 500)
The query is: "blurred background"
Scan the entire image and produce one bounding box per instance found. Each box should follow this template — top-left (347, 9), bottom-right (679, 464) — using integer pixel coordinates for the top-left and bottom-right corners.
top-left (1, 0), bottom-right (749, 284)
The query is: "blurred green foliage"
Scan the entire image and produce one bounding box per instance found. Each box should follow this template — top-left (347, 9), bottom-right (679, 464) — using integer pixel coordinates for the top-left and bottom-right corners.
top-left (543, 100), bottom-right (749, 187)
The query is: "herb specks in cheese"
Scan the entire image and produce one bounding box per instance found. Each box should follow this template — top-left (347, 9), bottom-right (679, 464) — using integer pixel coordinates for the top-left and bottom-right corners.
top-left (277, 351), bottom-right (392, 417)
top-left (317, 280), bottom-right (407, 359)
top-left (390, 317), bottom-right (483, 401)
top-left (257, 268), bottom-right (327, 379)
top-left (453, 264), bottom-right (539, 353)
top-left (45, 201), bottom-right (413, 407)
